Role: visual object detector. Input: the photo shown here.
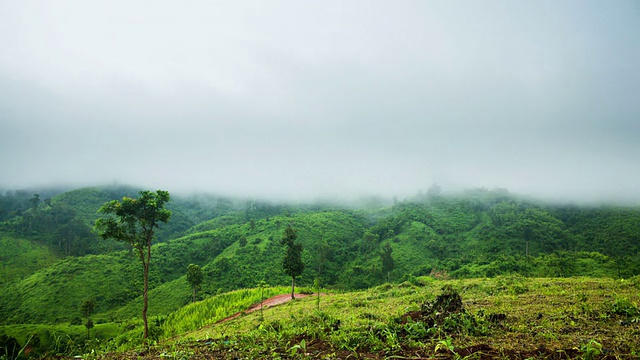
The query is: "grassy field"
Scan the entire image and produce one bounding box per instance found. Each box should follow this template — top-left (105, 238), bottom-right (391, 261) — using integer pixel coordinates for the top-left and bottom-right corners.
top-left (85, 276), bottom-right (639, 359)
top-left (0, 235), bottom-right (59, 284)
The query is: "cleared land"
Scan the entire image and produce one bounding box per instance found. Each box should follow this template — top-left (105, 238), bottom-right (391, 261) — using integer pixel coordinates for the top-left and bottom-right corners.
top-left (89, 276), bottom-right (640, 359)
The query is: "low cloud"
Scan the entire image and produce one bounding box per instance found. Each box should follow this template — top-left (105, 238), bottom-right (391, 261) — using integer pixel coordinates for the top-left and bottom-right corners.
top-left (1, 1), bottom-right (639, 204)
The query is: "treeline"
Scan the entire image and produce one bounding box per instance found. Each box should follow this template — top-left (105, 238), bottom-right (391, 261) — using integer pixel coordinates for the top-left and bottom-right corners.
top-left (0, 186), bottom-right (337, 258)
top-left (0, 191), bottom-right (98, 256)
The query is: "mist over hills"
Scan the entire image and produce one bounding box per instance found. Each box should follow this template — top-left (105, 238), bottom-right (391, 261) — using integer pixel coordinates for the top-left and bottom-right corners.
top-left (2, 2), bottom-right (640, 205)
top-left (2, 2), bottom-right (639, 356)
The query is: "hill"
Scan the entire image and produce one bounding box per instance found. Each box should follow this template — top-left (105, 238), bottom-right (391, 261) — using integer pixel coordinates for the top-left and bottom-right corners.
top-left (0, 234), bottom-right (59, 284)
top-left (6, 277), bottom-right (637, 359)
top-left (1, 185), bottom-right (640, 357)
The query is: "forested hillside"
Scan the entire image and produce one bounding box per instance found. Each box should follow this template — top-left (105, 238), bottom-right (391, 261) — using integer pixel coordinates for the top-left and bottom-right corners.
top-left (1, 186), bottom-right (639, 354)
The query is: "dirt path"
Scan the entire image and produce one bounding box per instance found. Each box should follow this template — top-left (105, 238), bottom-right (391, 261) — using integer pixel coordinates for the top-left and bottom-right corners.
top-left (216, 293), bottom-right (311, 323)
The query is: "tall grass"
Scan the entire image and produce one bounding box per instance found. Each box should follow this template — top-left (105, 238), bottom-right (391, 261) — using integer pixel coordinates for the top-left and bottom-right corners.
top-left (163, 286), bottom-right (290, 337)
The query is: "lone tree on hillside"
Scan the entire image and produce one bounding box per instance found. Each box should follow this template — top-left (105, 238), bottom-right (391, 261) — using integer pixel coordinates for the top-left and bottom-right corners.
top-left (80, 297), bottom-right (96, 339)
top-left (381, 243), bottom-right (395, 283)
top-left (281, 226), bottom-right (304, 299)
top-left (186, 264), bottom-right (204, 303)
top-left (95, 190), bottom-right (171, 340)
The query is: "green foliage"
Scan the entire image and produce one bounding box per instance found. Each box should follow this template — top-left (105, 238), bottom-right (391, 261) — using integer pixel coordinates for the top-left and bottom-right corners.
top-left (186, 264), bottom-right (203, 302)
top-left (95, 189), bottom-right (172, 340)
top-left (0, 322), bottom-right (121, 357)
top-left (380, 243), bottom-right (394, 279)
top-left (79, 298), bottom-right (96, 319)
top-left (0, 253), bottom-right (139, 324)
top-left (580, 339), bottom-right (602, 360)
top-left (281, 226), bottom-right (305, 297)
top-left (2, 186), bottom-right (640, 357)
top-left (95, 190), bottom-right (172, 252)
top-left (162, 286), bottom-right (290, 337)
top-left (610, 296), bottom-right (639, 318)
top-left (0, 234), bottom-right (59, 284)
top-left (0, 333), bottom-right (21, 359)
top-left (164, 277), bottom-right (638, 359)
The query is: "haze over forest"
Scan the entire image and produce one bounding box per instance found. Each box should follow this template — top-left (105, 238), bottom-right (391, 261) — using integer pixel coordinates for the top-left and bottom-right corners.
top-left (1, 1), bottom-right (639, 203)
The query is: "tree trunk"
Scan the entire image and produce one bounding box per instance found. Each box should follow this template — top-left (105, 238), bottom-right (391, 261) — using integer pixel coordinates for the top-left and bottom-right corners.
top-left (291, 276), bottom-right (295, 300)
top-left (192, 286), bottom-right (196, 303)
top-left (142, 248), bottom-right (150, 339)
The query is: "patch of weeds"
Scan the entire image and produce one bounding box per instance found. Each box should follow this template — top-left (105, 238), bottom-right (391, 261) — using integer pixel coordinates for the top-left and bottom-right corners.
top-left (401, 319), bottom-right (429, 339)
top-left (576, 292), bottom-right (588, 303)
top-left (398, 281), bottom-right (416, 289)
top-left (490, 274), bottom-right (529, 295)
top-left (288, 338), bottom-right (307, 358)
top-left (375, 283), bottom-right (393, 292)
top-left (399, 284), bottom-right (488, 338)
top-left (359, 312), bottom-right (379, 321)
top-left (329, 328), bottom-right (366, 353)
top-left (350, 299), bottom-right (367, 308)
top-left (610, 296), bottom-right (639, 318)
top-left (435, 336), bottom-right (460, 359)
top-left (579, 339), bottom-right (602, 360)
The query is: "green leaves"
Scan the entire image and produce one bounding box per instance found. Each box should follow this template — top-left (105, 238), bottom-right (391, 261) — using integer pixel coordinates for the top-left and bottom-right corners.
top-left (94, 189), bottom-right (172, 339)
top-left (281, 226), bottom-right (305, 279)
top-left (95, 190), bottom-right (172, 250)
top-left (186, 264), bottom-right (204, 302)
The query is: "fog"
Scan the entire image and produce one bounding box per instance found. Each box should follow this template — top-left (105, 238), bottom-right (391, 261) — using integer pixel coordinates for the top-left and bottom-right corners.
top-left (1, 1), bottom-right (639, 203)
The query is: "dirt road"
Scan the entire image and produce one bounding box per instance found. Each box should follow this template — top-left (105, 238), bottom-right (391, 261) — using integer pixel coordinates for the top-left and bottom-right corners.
top-left (216, 293), bottom-right (311, 323)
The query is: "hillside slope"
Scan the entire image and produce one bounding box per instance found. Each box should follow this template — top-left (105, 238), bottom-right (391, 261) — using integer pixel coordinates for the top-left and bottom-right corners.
top-left (1, 187), bottom-right (640, 327)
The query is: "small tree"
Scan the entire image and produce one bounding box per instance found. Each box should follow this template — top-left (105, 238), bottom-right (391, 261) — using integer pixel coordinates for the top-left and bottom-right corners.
top-left (80, 298), bottom-right (96, 339)
top-left (95, 190), bottom-right (171, 339)
top-left (257, 279), bottom-right (267, 320)
top-left (381, 243), bottom-right (394, 283)
top-left (314, 277), bottom-right (321, 311)
top-left (186, 264), bottom-right (204, 303)
top-left (281, 226), bottom-right (304, 299)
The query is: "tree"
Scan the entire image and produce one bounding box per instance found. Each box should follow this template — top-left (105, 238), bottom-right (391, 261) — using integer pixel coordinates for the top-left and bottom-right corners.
top-left (186, 264), bottom-right (204, 303)
top-left (95, 190), bottom-right (171, 339)
top-left (281, 226), bottom-right (304, 299)
top-left (29, 193), bottom-right (40, 212)
top-left (257, 279), bottom-right (267, 320)
top-left (427, 184), bottom-right (442, 199)
top-left (381, 243), bottom-right (395, 282)
top-left (80, 298), bottom-right (96, 339)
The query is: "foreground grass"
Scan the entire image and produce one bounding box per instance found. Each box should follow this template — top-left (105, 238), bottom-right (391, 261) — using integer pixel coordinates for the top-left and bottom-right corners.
top-left (86, 276), bottom-right (640, 359)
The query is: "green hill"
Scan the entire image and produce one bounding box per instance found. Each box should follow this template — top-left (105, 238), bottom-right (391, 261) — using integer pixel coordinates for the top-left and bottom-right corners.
top-left (1, 185), bottom-right (640, 357)
top-left (0, 234), bottom-right (59, 284)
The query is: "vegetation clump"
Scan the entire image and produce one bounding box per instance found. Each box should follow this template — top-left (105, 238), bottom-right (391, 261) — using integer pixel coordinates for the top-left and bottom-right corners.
top-left (421, 284), bottom-right (464, 317)
top-left (399, 284), bottom-right (482, 338)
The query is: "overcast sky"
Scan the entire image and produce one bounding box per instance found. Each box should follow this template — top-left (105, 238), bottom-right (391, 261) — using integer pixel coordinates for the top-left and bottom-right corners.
top-left (1, 1), bottom-right (639, 203)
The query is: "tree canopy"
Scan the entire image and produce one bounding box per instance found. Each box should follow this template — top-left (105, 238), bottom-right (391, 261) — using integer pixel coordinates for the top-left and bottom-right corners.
top-left (95, 190), bottom-right (171, 339)
top-left (281, 226), bottom-right (305, 299)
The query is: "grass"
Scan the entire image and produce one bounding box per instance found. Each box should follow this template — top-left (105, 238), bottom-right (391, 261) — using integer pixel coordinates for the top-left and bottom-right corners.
top-left (0, 322), bottom-right (121, 356)
top-left (105, 274), bottom-right (192, 321)
top-left (162, 286), bottom-right (292, 337)
top-left (0, 234), bottom-right (59, 284)
top-left (0, 252), bottom-right (138, 324)
top-left (88, 276), bottom-right (640, 359)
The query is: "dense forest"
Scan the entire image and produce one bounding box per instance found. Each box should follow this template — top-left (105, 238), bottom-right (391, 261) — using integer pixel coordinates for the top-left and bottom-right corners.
top-left (1, 185), bottom-right (639, 356)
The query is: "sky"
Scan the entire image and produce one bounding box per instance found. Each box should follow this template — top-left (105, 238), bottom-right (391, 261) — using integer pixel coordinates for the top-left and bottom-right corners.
top-left (1, 1), bottom-right (639, 203)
